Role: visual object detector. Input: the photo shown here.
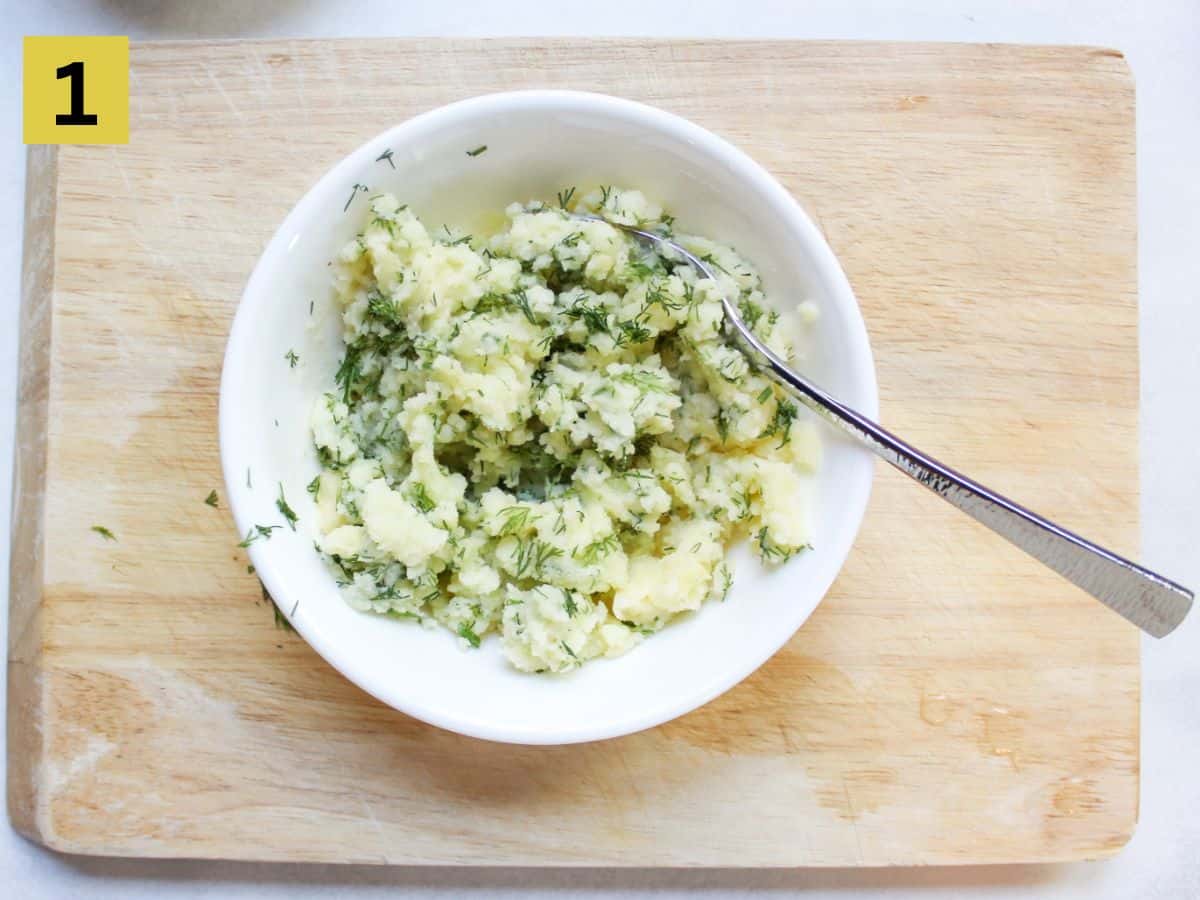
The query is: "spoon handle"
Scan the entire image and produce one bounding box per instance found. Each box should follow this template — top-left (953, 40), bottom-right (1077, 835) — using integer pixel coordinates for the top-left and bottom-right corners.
top-left (604, 219), bottom-right (1192, 637)
top-left (764, 356), bottom-right (1192, 638)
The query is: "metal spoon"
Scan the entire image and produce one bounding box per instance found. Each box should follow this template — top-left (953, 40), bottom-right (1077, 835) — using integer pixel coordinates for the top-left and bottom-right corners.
top-left (589, 216), bottom-right (1193, 638)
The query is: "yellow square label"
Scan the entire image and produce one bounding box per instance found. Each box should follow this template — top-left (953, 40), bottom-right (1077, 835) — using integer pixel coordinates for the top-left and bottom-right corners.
top-left (24, 36), bottom-right (129, 145)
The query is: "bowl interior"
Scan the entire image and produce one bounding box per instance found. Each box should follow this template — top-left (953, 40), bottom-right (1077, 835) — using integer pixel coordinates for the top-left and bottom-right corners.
top-left (221, 92), bottom-right (878, 744)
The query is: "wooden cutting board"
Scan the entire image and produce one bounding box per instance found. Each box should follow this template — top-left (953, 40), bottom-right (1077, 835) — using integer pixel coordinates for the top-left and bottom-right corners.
top-left (9, 39), bottom-right (1140, 866)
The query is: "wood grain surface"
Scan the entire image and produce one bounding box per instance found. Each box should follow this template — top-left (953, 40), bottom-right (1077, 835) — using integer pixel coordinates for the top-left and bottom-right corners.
top-left (8, 39), bottom-right (1140, 866)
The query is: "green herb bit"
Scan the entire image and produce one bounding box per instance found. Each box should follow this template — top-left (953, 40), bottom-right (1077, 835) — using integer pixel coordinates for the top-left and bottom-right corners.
top-left (366, 288), bottom-right (402, 323)
top-left (738, 298), bottom-right (765, 331)
top-left (334, 345), bottom-right (362, 404)
top-left (560, 640), bottom-right (579, 661)
top-left (410, 482), bottom-right (435, 513)
top-left (284, 349), bottom-right (299, 369)
top-left (204, 490), bottom-right (219, 508)
top-left (564, 299), bottom-right (610, 335)
top-left (306, 475), bottom-right (321, 497)
top-left (615, 319), bottom-right (652, 346)
top-left (573, 533), bottom-right (619, 565)
top-left (513, 539), bottom-right (562, 578)
top-left (91, 525), bottom-right (116, 541)
top-left (643, 281), bottom-right (683, 313)
top-left (615, 369), bottom-right (671, 395)
top-left (439, 223), bottom-right (472, 247)
top-left (761, 399), bottom-right (799, 447)
top-left (276, 484), bottom-right (298, 530)
top-left (458, 622), bottom-right (482, 648)
top-left (498, 505), bottom-right (534, 536)
top-left (466, 144), bottom-right (488, 157)
top-left (561, 589), bottom-right (579, 617)
top-left (343, 182), bottom-right (368, 213)
top-left (717, 563), bottom-right (734, 602)
top-left (756, 527), bottom-right (803, 564)
top-left (510, 289), bottom-right (536, 324)
top-left (247, 564), bottom-right (256, 575)
top-left (238, 524), bottom-right (281, 548)
top-left (756, 386), bottom-right (773, 404)
top-left (371, 214), bottom-right (398, 237)
top-left (473, 290), bottom-right (537, 325)
top-left (599, 185), bottom-right (613, 207)
top-left (263, 583), bottom-right (295, 632)
top-left (375, 148), bottom-right (395, 168)
top-left (626, 256), bottom-right (661, 279)
top-left (731, 484), bottom-right (751, 521)
top-left (557, 186), bottom-right (576, 210)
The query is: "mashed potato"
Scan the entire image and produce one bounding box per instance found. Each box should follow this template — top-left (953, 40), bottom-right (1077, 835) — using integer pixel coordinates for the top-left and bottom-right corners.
top-left (311, 186), bottom-right (819, 672)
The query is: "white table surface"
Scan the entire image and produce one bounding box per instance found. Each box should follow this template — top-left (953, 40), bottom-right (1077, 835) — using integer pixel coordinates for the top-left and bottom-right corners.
top-left (3, 1), bottom-right (1198, 896)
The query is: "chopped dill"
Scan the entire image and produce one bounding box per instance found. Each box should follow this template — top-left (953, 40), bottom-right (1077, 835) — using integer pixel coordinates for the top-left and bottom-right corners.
top-left (615, 319), bottom-right (652, 346)
top-left (276, 484), bottom-right (298, 530)
top-left (616, 369), bottom-right (671, 394)
top-left (457, 622), bottom-right (482, 648)
top-left (466, 144), bottom-right (488, 157)
top-left (343, 182), bottom-right (368, 213)
top-left (334, 345), bottom-right (361, 404)
top-left (375, 148), bottom-right (395, 168)
top-left (263, 582), bottom-right (294, 631)
top-left (284, 349), bottom-right (299, 368)
top-left (509, 289), bottom-right (536, 324)
top-left (91, 525), bottom-right (116, 541)
top-left (564, 298), bottom-right (610, 335)
top-left (513, 539), bottom-right (562, 578)
top-left (557, 186), bottom-right (576, 209)
top-left (204, 490), bottom-right (219, 508)
top-left (498, 505), bottom-right (534, 535)
top-left (410, 482), bottom-right (435, 513)
top-left (238, 524), bottom-right (280, 548)
top-left (761, 400), bottom-right (799, 447)
top-left (574, 533), bottom-right (619, 565)
top-left (717, 563), bottom-right (734, 601)
top-left (756, 527), bottom-right (808, 563)
top-left (738, 298), bottom-right (765, 331)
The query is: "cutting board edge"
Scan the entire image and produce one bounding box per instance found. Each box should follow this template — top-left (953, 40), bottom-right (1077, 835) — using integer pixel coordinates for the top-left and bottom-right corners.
top-left (7, 145), bottom-right (58, 846)
top-left (2, 823), bottom-right (1138, 867)
top-left (124, 35), bottom-right (1136, 66)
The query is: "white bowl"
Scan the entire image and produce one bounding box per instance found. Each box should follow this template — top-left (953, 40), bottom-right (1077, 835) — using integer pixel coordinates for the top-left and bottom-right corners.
top-left (220, 91), bottom-right (878, 745)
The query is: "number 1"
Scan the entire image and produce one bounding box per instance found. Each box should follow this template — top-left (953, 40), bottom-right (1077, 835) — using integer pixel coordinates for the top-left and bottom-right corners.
top-left (56, 61), bottom-right (98, 125)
